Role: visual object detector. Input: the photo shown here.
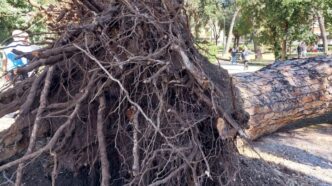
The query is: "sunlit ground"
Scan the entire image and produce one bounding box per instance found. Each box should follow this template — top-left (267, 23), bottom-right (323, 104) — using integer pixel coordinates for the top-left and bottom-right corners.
top-left (0, 77), bottom-right (14, 132)
top-left (238, 122), bottom-right (332, 185)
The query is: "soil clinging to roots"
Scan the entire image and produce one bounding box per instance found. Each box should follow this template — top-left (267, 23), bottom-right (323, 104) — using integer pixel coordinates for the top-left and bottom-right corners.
top-left (0, 0), bottom-right (250, 185)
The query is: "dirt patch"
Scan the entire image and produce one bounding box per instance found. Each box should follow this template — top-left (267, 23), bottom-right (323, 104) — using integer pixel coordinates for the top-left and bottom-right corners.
top-left (0, 155), bottom-right (99, 186)
top-left (238, 114), bottom-right (332, 185)
top-left (0, 154), bottom-right (326, 186)
top-left (237, 156), bottom-right (328, 186)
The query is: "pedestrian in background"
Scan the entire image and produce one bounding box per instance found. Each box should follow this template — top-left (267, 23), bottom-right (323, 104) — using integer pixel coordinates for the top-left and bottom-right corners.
top-left (301, 42), bottom-right (307, 58)
top-left (2, 30), bottom-right (37, 82)
top-left (230, 47), bottom-right (238, 64)
top-left (241, 47), bottom-right (250, 70)
top-left (297, 43), bottom-right (302, 59)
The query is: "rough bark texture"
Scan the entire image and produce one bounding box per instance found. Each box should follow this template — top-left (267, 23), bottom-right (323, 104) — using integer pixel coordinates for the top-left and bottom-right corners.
top-left (253, 33), bottom-right (263, 60)
top-left (317, 10), bottom-right (329, 55)
top-left (223, 7), bottom-right (240, 56)
top-left (233, 56), bottom-right (332, 139)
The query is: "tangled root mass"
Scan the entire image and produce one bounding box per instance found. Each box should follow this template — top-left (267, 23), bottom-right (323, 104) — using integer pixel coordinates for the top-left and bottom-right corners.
top-left (0, 0), bottom-right (249, 185)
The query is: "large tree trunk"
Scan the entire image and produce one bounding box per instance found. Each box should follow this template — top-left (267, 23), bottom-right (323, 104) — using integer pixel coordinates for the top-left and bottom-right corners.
top-left (233, 57), bottom-right (332, 139)
top-left (223, 7), bottom-right (241, 56)
top-left (317, 10), bottom-right (329, 55)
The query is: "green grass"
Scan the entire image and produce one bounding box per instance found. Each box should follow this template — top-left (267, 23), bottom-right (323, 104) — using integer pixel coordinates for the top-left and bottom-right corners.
top-left (287, 52), bottom-right (325, 59)
top-left (195, 41), bottom-right (329, 66)
top-left (195, 41), bottom-right (223, 63)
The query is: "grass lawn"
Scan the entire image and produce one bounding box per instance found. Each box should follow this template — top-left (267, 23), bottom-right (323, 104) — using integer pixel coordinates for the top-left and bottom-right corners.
top-left (195, 41), bottom-right (223, 63)
top-left (197, 41), bottom-right (327, 67)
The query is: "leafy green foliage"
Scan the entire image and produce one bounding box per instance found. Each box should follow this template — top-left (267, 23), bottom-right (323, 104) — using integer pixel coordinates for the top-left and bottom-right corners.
top-left (196, 40), bottom-right (223, 62)
top-left (186, 0), bottom-right (225, 41)
top-left (0, 0), bottom-right (31, 42)
top-left (0, 0), bottom-right (57, 43)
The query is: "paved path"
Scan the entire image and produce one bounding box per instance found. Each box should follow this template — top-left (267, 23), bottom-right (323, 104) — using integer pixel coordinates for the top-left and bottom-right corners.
top-left (219, 63), bottom-right (263, 74)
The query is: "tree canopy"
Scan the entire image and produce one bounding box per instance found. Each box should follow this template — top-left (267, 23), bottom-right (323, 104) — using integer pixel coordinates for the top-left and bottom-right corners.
top-left (1, 0), bottom-right (332, 57)
top-left (186, 0), bottom-right (332, 59)
top-left (0, 0), bottom-right (57, 43)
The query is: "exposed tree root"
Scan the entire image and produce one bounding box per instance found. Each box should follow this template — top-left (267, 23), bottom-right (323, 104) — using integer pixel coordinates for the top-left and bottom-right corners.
top-left (97, 96), bottom-right (110, 186)
top-left (0, 0), bottom-right (249, 185)
top-left (15, 66), bottom-right (55, 186)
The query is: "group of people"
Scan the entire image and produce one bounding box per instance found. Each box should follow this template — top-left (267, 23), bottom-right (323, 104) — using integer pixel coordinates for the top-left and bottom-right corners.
top-left (1, 30), bottom-right (38, 82)
top-left (229, 47), bottom-right (250, 69)
top-left (297, 42), bottom-right (307, 59)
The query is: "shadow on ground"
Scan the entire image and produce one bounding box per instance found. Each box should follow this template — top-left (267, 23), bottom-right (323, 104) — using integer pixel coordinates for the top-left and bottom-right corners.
top-left (239, 113), bottom-right (332, 185)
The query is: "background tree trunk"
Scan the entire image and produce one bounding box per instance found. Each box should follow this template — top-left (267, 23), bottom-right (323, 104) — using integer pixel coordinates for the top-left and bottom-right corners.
top-left (317, 10), bottom-right (329, 55)
top-left (233, 57), bottom-right (332, 139)
top-left (281, 23), bottom-right (289, 60)
top-left (281, 38), bottom-right (287, 60)
top-left (233, 35), bottom-right (240, 48)
top-left (223, 7), bottom-right (241, 56)
top-left (194, 23), bottom-right (201, 39)
top-left (252, 32), bottom-right (263, 60)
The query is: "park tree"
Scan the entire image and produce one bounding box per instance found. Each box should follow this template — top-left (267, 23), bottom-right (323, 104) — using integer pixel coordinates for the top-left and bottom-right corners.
top-left (310, 0), bottom-right (332, 54)
top-left (185, 0), bottom-right (202, 38)
top-left (0, 0), bottom-right (32, 42)
top-left (235, 0), bottom-right (265, 59)
top-left (221, 0), bottom-right (262, 57)
top-left (186, 0), bottom-right (225, 45)
top-left (222, 4), bottom-right (240, 55)
top-left (247, 0), bottom-right (313, 60)
top-left (204, 0), bottom-right (225, 45)
top-left (0, 0), bottom-right (56, 43)
top-left (221, 0), bottom-right (261, 57)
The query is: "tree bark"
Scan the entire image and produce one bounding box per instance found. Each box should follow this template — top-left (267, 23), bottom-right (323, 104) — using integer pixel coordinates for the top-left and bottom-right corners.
top-left (252, 32), bottom-right (263, 60)
top-left (281, 22), bottom-right (289, 60)
top-left (211, 21), bottom-right (220, 46)
top-left (317, 10), bottom-right (329, 55)
top-left (235, 36), bottom-right (240, 47)
top-left (233, 57), bottom-right (332, 139)
top-left (194, 23), bottom-right (201, 40)
top-left (223, 7), bottom-right (241, 56)
top-left (281, 38), bottom-right (287, 60)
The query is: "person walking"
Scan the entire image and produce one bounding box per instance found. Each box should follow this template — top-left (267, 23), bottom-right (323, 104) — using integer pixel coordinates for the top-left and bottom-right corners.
top-left (297, 43), bottom-right (302, 59)
top-left (230, 47), bottom-right (238, 64)
top-left (241, 47), bottom-right (250, 70)
top-left (302, 42), bottom-right (307, 58)
top-left (2, 30), bottom-right (37, 82)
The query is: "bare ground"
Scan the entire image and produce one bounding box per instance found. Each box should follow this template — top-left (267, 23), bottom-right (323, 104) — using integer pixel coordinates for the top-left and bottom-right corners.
top-left (238, 114), bottom-right (332, 186)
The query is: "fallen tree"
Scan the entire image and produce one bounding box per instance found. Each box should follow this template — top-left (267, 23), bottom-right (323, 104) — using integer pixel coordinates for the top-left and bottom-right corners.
top-left (233, 57), bottom-right (332, 139)
top-left (1, 0), bottom-right (331, 185)
top-left (0, 0), bottom-right (249, 185)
